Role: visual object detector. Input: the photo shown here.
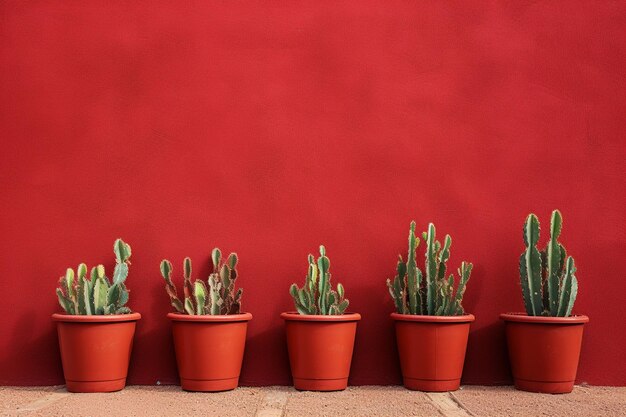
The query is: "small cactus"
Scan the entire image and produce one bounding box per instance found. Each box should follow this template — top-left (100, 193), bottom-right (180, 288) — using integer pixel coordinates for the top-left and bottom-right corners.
top-left (520, 210), bottom-right (578, 317)
top-left (387, 222), bottom-right (473, 316)
top-left (160, 248), bottom-right (243, 315)
top-left (290, 245), bottom-right (349, 315)
top-left (55, 239), bottom-right (133, 315)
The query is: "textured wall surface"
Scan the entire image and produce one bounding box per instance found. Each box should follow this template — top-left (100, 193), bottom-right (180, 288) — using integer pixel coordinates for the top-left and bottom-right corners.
top-left (1, 1), bottom-right (624, 386)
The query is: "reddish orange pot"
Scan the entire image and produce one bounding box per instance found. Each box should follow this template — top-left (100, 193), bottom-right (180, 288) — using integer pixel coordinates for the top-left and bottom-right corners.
top-left (281, 312), bottom-right (360, 391)
top-left (52, 313), bottom-right (141, 393)
top-left (168, 312), bottom-right (252, 392)
top-left (500, 313), bottom-right (588, 394)
top-left (391, 313), bottom-right (474, 392)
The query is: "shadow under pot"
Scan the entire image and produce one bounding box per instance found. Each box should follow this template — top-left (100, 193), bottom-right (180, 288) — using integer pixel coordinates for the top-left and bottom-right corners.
top-left (281, 312), bottom-right (361, 391)
top-left (391, 313), bottom-right (474, 392)
top-left (500, 313), bottom-right (589, 394)
top-left (52, 313), bottom-right (141, 393)
top-left (168, 312), bottom-right (252, 392)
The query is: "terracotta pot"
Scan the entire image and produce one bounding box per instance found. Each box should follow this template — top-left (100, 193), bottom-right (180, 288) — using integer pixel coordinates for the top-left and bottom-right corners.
top-left (168, 312), bottom-right (252, 392)
top-left (281, 312), bottom-right (360, 391)
top-left (391, 313), bottom-right (474, 392)
top-left (52, 313), bottom-right (141, 393)
top-left (500, 313), bottom-right (588, 394)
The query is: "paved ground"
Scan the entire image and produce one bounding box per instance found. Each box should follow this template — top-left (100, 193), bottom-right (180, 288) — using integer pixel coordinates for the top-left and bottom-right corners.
top-left (1, 385), bottom-right (624, 417)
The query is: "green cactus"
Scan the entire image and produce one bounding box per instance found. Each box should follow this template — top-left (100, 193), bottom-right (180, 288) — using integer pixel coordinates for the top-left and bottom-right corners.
top-left (290, 245), bottom-right (350, 315)
top-left (160, 247), bottom-right (243, 315)
top-left (55, 239), bottom-right (133, 315)
top-left (520, 210), bottom-right (578, 317)
top-left (387, 222), bottom-right (473, 316)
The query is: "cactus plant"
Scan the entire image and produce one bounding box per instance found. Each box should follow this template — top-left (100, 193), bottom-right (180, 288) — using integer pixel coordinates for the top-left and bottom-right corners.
top-left (160, 248), bottom-right (243, 315)
top-left (289, 245), bottom-right (349, 315)
top-left (387, 221), bottom-right (473, 316)
top-left (55, 239), bottom-right (133, 315)
top-left (520, 210), bottom-right (578, 317)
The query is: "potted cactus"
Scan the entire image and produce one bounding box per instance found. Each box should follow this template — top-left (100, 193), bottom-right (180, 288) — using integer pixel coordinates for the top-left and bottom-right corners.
top-left (52, 238), bottom-right (140, 393)
top-left (281, 245), bottom-right (360, 391)
top-left (387, 221), bottom-right (474, 392)
top-left (500, 210), bottom-right (588, 394)
top-left (160, 248), bottom-right (251, 392)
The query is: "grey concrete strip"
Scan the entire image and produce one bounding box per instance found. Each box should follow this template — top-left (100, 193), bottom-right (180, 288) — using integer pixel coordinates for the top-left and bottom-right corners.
top-left (256, 387), bottom-right (290, 417)
top-left (13, 388), bottom-right (69, 413)
top-left (426, 392), bottom-right (473, 417)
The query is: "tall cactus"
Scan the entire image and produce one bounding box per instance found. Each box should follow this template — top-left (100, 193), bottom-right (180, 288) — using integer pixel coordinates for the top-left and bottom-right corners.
top-left (55, 239), bottom-right (133, 315)
top-left (387, 222), bottom-right (473, 316)
top-left (520, 210), bottom-right (578, 317)
top-left (160, 247), bottom-right (244, 315)
top-left (290, 245), bottom-right (349, 315)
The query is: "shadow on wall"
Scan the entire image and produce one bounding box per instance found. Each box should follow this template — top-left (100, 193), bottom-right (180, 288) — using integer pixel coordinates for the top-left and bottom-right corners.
top-left (463, 320), bottom-right (512, 385)
top-left (2, 310), bottom-right (64, 385)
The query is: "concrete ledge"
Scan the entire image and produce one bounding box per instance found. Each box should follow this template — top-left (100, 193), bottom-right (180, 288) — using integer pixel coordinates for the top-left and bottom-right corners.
top-left (1, 385), bottom-right (624, 416)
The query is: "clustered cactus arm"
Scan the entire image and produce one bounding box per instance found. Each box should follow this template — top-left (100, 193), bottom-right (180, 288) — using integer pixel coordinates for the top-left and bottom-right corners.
top-left (159, 247), bottom-right (243, 315)
top-left (520, 210), bottom-right (578, 317)
top-left (290, 245), bottom-right (349, 315)
top-left (56, 239), bottom-right (133, 315)
top-left (387, 221), bottom-right (473, 316)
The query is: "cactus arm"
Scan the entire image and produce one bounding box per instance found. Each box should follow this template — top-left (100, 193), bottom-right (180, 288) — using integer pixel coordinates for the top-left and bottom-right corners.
top-left (183, 257), bottom-right (193, 301)
top-left (56, 288), bottom-right (73, 314)
top-left (437, 235), bottom-right (452, 281)
top-left (546, 210), bottom-right (563, 316)
top-left (566, 276), bottom-right (578, 317)
top-left (160, 260), bottom-right (184, 313)
top-left (406, 222), bottom-right (421, 315)
top-left (521, 214), bottom-right (543, 316)
top-left (231, 288), bottom-right (243, 314)
top-left (557, 256), bottom-right (578, 317)
top-left (290, 284), bottom-right (309, 314)
top-left (211, 248), bottom-right (221, 273)
top-left (113, 239), bottom-right (131, 263)
top-left (194, 280), bottom-right (207, 315)
top-left (184, 298), bottom-right (195, 315)
top-left (113, 263), bottom-right (128, 285)
top-left (337, 299), bottom-right (349, 314)
top-left (115, 307), bottom-right (131, 314)
top-left (317, 246), bottom-right (330, 315)
top-left (93, 277), bottom-right (109, 315)
top-left (107, 283), bottom-right (120, 307)
top-left (453, 262), bottom-right (472, 315)
top-left (81, 277), bottom-right (92, 315)
top-left (208, 275), bottom-right (222, 315)
top-left (425, 223), bottom-right (437, 315)
top-left (118, 284), bottom-right (129, 306)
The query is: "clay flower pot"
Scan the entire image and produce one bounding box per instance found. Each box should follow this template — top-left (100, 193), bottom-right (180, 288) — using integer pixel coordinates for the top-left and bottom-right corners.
top-left (500, 313), bottom-right (589, 394)
top-left (281, 312), bottom-right (361, 391)
top-left (52, 313), bottom-right (141, 393)
top-left (168, 312), bottom-right (252, 392)
top-left (391, 313), bottom-right (474, 392)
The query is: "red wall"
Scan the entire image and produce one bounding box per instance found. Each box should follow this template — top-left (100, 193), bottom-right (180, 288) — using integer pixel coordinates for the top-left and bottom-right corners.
top-left (1, 1), bottom-right (624, 386)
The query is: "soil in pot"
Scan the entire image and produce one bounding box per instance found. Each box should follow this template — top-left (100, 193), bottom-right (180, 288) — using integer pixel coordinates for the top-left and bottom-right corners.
top-left (52, 313), bottom-right (141, 393)
top-left (501, 313), bottom-right (588, 394)
top-left (168, 312), bottom-right (252, 392)
top-left (281, 312), bottom-right (360, 391)
top-left (392, 313), bottom-right (474, 392)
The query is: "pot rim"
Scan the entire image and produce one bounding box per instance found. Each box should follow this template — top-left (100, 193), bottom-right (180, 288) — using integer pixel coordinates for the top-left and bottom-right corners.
top-left (52, 312), bottom-right (141, 322)
top-left (167, 312), bottom-right (253, 322)
top-left (500, 312), bottom-right (589, 324)
top-left (390, 312), bottom-right (475, 323)
top-left (280, 311), bottom-right (361, 322)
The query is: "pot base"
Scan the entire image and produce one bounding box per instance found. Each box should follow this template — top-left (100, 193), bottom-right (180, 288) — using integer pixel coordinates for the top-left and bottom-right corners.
top-left (293, 377), bottom-right (348, 391)
top-left (403, 377), bottom-right (461, 392)
top-left (65, 378), bottom-right (126, 393)
top-left (180, 377), bottom-right (239, 392)
top-left (514, 379), bottom-right (574, 394)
